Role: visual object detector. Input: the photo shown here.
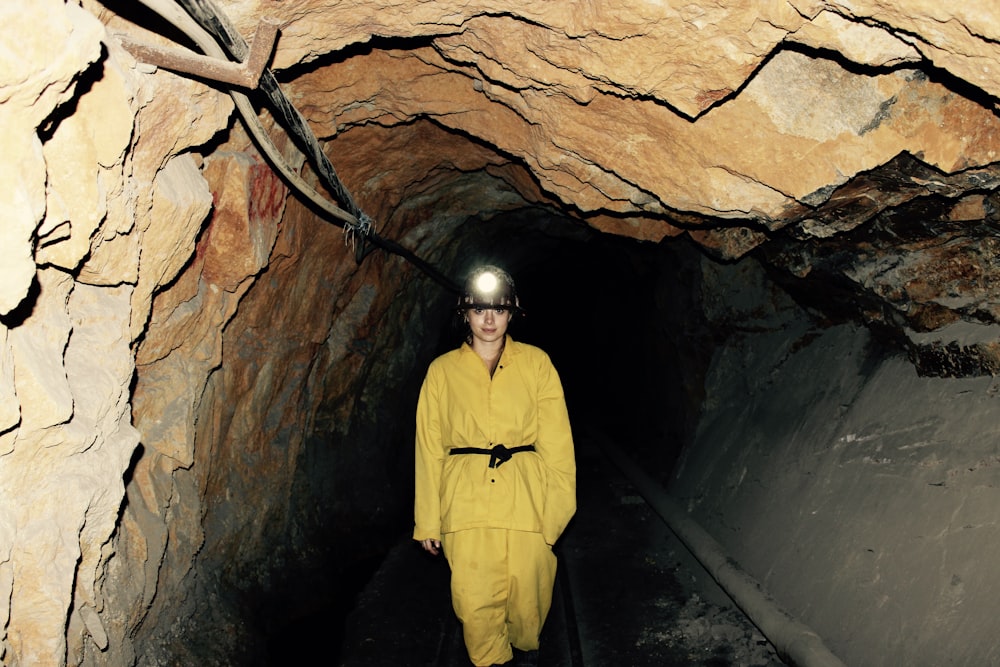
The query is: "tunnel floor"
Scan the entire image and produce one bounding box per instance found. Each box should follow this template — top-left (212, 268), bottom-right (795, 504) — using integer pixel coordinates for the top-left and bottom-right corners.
top-left (336, 434), bottom-right (785, 667)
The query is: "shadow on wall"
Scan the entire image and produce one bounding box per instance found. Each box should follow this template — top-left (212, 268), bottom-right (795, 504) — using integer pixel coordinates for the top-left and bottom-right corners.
top-left (669, 253), bottom-right (1000, 666)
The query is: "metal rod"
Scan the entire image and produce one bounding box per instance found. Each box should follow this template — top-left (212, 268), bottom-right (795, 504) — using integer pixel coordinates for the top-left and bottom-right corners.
top-left (591, 433), bottom-right (848, 667)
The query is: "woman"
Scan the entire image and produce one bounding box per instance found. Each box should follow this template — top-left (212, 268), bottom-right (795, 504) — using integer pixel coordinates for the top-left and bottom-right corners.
top-left (413, 265), bottom-right (577, 667)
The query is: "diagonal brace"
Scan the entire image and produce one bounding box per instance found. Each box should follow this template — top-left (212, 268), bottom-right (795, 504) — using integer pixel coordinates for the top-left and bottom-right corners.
top-left (114, 17), bottom-right (280, 89)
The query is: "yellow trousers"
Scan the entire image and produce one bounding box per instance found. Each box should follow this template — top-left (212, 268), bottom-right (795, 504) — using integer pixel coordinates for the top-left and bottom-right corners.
top-left (442, 528), bottom-right (557, 666)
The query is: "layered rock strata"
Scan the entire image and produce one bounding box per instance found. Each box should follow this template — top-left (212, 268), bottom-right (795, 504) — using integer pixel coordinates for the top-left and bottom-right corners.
top-left (4, 1), bottom-right (1000, 665)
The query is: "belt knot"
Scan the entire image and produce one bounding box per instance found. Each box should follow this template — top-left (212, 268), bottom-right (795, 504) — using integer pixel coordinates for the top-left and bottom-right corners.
top-left (448, 443), bottom-right (536, 468)
top-left (488, 444), bottom-right (513, 469)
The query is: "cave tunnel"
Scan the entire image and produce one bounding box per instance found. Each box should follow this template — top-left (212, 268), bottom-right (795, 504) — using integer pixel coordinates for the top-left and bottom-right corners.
top-left (9, 2), bottom-right (1000, 667)
top-left (251, 206), bottom-right (726, 666)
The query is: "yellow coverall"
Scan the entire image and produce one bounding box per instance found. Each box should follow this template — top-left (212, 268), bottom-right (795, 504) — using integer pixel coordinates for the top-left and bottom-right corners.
top-left (414, 337), bottom-right (577, 666)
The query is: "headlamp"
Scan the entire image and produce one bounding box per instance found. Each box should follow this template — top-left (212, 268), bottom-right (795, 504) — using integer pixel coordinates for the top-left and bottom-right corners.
top-left (475, 271), bottom-right (500, 297)
top-left (458, 265), bottom-right (520, 313)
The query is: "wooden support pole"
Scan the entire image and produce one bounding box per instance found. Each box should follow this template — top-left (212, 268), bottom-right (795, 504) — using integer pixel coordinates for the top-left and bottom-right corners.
top-left (114, 17), bottom-right (280, 89)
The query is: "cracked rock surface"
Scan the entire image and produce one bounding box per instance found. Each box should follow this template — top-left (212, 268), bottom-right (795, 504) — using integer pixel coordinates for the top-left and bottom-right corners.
top-left (6, 2), bottom-right (1000, 665)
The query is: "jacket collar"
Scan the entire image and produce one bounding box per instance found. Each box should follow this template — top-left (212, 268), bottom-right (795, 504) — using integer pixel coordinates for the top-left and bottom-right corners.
top-left (460, 335), bottom-right (517, 361)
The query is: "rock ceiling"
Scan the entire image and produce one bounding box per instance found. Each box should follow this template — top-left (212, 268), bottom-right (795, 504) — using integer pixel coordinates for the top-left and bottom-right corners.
top-left (97, 0), bottom-right (1000, 373)
top-left (4, 3), bottom-right (1000, 664)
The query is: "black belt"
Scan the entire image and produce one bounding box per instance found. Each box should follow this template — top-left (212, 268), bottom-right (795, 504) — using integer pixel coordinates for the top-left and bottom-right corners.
top-left (449, 444), bottom-right (536, 469)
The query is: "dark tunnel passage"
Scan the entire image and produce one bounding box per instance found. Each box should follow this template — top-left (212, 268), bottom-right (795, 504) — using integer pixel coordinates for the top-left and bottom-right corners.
top-left (124, 172), bottom-right (1000, 667)
top-left (428, 211), bottom-right (712, 467)
top-left (198, 183), bottom-right (1000, 667)
top-left (255, 206), bottom-right (811, 666)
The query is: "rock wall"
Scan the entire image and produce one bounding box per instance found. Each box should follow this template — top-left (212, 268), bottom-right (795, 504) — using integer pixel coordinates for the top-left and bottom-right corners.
top-left (6, 1), bottom-right (1000, 665)
top-left (670, 255), bottom-right (1000, 665)
top-left (0, 2), bottom-right (232, 664)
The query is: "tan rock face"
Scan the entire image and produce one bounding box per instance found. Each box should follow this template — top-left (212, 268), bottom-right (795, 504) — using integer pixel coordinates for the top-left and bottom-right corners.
top-left (5, 1), bottom-right (1000, 665)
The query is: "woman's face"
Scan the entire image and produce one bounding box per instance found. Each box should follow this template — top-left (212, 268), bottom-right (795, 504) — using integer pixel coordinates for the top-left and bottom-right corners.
top-left (466, 307), bottom-right (511, 346)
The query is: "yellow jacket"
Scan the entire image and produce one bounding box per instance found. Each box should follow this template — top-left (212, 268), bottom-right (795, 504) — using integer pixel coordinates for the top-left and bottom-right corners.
top-left (413, 337), bottom-right (576, 545)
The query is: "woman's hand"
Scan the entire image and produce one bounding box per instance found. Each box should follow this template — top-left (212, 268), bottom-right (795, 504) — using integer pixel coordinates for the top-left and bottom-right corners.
top-left (420, 538), bottom-right (442, 556)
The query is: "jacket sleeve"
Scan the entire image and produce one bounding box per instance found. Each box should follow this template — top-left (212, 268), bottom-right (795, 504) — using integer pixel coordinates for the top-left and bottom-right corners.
top-left (536, 355), bottom-right (577, 545)
top-left (413, 365), bottom-right (444, 541)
